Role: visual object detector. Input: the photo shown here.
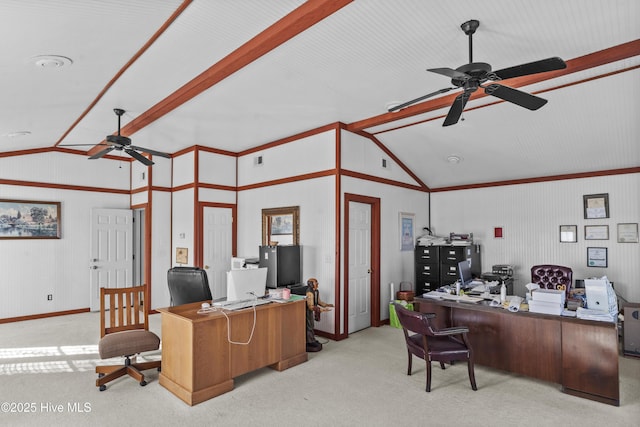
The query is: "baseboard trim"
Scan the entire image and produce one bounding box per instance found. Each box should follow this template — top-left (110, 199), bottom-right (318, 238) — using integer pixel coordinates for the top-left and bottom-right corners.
top-left (0, 308), bottom-right (90, 324)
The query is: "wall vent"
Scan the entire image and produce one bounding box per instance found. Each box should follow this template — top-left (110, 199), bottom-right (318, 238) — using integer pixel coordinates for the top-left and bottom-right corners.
top-left (381, 158), bottom-right (388, 169)
top-left (254, 155), bottom-right (263, 166)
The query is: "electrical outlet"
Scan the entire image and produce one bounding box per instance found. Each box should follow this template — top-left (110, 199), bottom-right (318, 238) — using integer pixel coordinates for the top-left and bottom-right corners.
top-left (47, 294), bottom-right (53, 301)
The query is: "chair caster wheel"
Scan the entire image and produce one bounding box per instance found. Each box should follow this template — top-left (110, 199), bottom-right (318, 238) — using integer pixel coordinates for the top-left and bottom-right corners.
top-left (140, 380), bottom-right (147, 387)
top-left (99, 385), bottom-right (106, 392)
top-left (157, 367), bottom-right (161, 372)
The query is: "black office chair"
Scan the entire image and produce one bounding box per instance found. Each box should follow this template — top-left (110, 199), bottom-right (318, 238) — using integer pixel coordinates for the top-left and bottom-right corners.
top-left (167, 267), bottom-right (213, 306)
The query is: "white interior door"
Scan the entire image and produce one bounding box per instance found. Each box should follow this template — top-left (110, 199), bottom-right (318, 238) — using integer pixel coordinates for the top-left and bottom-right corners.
top-left (348, 201), bottom-right (371, 333)
top-left (89, 208), bottom-right (133, 311)
top-left (202, 207), bottom-right (233, 300)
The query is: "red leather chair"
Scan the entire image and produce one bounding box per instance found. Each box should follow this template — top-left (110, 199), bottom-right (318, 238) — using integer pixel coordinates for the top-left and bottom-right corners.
top-left (530, 264), bottom-right (573, 299)
top-left (393, 303), bottom-right (477, 392)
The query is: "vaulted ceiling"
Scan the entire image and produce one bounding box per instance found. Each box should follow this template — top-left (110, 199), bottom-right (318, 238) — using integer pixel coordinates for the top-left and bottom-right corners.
top-left (1, 0), bottom-right (638, 189)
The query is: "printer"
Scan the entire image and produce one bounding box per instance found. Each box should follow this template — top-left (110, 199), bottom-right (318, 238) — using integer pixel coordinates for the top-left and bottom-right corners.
top-left (481, 264), bottom-right (514, 294)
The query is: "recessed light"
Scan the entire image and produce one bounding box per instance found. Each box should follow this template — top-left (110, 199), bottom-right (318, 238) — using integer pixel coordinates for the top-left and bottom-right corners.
top-left (5, 131), bottom-right (31, 138)
top-left (32, 55), bottom-right (73, 68)
top-left (447, 155), bottom-right (462, 164)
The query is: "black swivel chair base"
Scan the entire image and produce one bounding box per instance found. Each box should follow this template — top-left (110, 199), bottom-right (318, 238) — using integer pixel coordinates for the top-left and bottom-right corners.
top-left (96, 356), bottom-right (161, 391)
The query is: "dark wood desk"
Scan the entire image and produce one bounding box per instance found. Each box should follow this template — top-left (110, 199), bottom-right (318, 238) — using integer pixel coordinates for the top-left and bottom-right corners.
top-left (415, 297), bottom-right (619, 406)
top-left (157, 299), bottom-right (308, 406)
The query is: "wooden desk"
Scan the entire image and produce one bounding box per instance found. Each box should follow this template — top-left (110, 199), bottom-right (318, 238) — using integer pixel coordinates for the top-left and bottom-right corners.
top-left (157, 299), bottom-right (308, 406)
top-left (415, 297), bottom-right (619, 406)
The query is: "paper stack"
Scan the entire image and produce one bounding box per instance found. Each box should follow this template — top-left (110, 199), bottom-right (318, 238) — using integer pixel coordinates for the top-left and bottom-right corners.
top-left (528, 289), bottom-right (565, 315)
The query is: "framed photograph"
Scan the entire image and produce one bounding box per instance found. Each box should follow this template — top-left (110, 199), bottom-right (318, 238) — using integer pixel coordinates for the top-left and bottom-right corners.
top-left (0, 199), bottom-right (61, 239)
top-left (176, 247), bottom-right (188, 264)
top-left (617, 223), bottom-right (639, 243)
top-left (559, 225), bottom-right (577, 243)
top-left (399, 212), bottom-right (415, 251)
top-left (585, 225), bottom-right (609, 240)
top-left (587, 247), bottom-right (608, 268)
top-left (270, 214), bottom-right (293, 235)
top-left (583, 193), bottom-right (609, 219)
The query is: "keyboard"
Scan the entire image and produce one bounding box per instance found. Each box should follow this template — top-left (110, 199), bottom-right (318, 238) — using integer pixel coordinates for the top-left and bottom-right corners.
top-left (215, 299), bottom-right (271, 311)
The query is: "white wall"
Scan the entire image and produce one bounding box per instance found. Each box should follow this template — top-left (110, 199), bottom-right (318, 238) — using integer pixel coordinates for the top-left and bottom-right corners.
top-left (0, 152), bottom-right (130, 318)
top-left (431, 173), bottom-right (640, 302)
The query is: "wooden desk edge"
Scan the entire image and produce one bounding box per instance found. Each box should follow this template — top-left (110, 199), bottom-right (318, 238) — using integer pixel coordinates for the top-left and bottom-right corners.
top-left (159, 373), bottom-right (233, 406)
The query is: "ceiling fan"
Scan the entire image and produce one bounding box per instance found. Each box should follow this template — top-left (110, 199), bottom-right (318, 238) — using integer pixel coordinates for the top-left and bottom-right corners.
top-left (60, 108), bottom-right (170, 165)
top-left (389, 19), bottom-right (567, 126)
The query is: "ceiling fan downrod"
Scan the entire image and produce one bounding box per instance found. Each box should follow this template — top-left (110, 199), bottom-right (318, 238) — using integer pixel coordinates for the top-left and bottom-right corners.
top-left (461, 19), bottom-right (480, 64)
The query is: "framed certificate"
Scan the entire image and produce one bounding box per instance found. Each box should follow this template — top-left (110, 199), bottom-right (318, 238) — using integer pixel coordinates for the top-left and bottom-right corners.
top-left (585, 225), bottom-right (608, 240)
top-left (617, 223), bottom-right (638, 243)
top-left (583, 193), bottom-right (609, 219)
top-left (559, 225), bottom-right (577, 243)
top-left (587, 247), bottom-right (607, 268)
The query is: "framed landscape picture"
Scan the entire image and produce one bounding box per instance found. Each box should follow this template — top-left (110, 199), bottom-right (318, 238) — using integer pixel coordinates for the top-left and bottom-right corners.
top-left (0, 199), bottom-right (61, 239)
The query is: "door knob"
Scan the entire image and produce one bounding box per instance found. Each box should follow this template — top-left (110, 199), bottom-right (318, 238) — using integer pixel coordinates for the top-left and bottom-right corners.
top-left (90, 266), bottom-right (98, 270)
top-left (368, 269), bottom-right (372, 274)
top-left (204, 265), bottom-right (209, 269)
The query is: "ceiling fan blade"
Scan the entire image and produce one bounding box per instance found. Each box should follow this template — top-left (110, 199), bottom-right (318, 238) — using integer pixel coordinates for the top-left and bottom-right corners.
top-left (442, 91), bottom-right (471, 126)
top-left (389, 87), bottom-right (456, 112)
top-left (125, 149), bottom-right (154, 166)
top-left (484, 84), bottom-right (547, 110)
top-left (427, 67), bottom-right (469, 80)
top-left (129, 145), bottom-right (171, 158)
top-left (492, 57), bottom-right (566, 80)
top-left (89, 146), bottom-right (115, 159)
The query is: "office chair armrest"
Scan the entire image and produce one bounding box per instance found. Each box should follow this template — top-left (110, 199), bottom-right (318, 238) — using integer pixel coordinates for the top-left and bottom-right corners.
top-left (432, 326), bottom-right (469, 336)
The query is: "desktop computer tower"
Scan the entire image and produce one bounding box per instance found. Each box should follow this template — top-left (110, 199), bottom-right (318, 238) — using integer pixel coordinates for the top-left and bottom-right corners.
top-left (623, 304), bottom-right (640, 357)
top-left (259, 245), bottom-right (301, 289)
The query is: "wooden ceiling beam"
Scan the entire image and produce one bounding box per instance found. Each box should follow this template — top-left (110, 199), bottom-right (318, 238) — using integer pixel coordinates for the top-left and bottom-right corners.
top-left (116, 0), bottom-right (353, 143)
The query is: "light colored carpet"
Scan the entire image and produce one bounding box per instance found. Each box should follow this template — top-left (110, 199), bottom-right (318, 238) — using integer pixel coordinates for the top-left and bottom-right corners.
top-left (0, 311), bottom-right (638, 426)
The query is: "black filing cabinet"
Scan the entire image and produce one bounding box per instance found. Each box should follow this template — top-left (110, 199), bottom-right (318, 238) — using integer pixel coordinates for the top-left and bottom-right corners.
top-left (415, 244), bottom-right (482, 294)
top-left (439, 245), bottom-right (481, 286)
top-left (414, 246), bottom-right (440, 295)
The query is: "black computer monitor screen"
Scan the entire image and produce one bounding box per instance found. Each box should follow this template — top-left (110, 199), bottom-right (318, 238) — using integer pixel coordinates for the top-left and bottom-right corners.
top-left (458, 260), bottom-right (473, 288)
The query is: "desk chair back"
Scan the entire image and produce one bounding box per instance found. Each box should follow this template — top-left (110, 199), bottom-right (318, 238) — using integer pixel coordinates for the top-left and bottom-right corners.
top-left (393, 303), bottom-right (477, 392)
top-left (96, 286), bottom-right (161, 391)
top-left (531, 264), bottom-right (573, 299)
top-left (167, 267), bottom-right (213, 306)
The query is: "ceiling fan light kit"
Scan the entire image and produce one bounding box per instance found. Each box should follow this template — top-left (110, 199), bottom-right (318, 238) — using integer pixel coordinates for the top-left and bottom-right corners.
top-left (389, 19), bottom-right (567, 126)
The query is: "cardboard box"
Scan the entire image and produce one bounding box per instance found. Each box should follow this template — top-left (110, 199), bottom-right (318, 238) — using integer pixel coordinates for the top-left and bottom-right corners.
top-left (532, 288), bottom-right (565, 305)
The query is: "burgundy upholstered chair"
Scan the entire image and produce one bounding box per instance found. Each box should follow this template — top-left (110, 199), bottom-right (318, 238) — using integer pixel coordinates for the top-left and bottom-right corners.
top-left (530, 264), bottom-right (573, 299)
top-left (393, 303), bottom-right (477, 392)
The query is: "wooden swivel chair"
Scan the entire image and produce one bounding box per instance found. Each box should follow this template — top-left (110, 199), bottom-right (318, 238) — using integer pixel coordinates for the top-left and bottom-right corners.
top-left (393, 303), bottom-right (477, 392)
top-left (167, 267), bottom-right (213, 306)
top-left (95, 286), bottom-right (161, 391)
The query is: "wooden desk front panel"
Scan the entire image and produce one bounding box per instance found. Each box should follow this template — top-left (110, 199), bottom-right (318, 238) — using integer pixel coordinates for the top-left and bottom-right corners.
top-left (418, 300), bottom-right (562, 383)
top-left (562, 320), bottom-right (619, 405)
top-left (229, 305), bottom-right (281, 378)
top-left (453, 306), bottom-right (562, 383)
top-left (158, 300), bottom-right (307, 405)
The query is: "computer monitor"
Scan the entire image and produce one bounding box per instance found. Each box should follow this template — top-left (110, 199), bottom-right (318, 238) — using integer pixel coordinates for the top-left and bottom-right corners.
top-left (458, 260), bottom-right (473, 288)
top-left (226, 267), bottom-right (268, 302)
